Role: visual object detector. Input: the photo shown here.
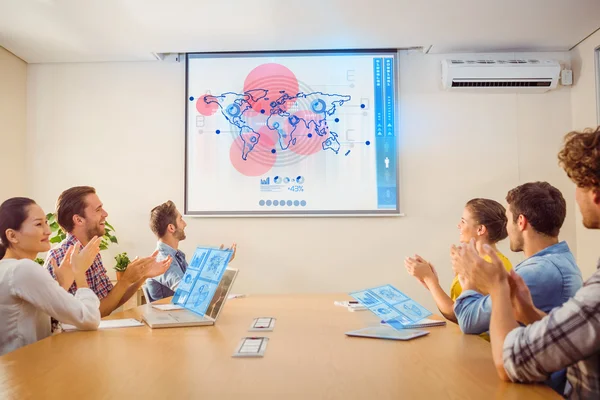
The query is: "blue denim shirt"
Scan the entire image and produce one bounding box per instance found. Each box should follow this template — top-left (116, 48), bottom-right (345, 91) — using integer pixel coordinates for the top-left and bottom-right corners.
top-left (454, 241), bottom-right (583, 335)
top-left (143, 242), bottom-right (188, 303)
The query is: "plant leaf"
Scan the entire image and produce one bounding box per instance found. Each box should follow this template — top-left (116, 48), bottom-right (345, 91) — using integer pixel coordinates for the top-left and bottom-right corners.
top-left (105, 221), bottom-right (115, 230)
top-left (110, 236), bottom-right (118, 244)
top-left (49, 236), bottom-right (62, 244)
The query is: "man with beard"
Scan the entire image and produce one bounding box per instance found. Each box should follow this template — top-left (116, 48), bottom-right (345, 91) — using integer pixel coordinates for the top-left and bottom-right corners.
top-left (144, 200), bottom-right (236, 302)
top-left (453, 181), bottom-right (583, 336)
top-left (453, 181), bottom-right (583, 394)
top-left (45, 187), bottom-right (172, 317)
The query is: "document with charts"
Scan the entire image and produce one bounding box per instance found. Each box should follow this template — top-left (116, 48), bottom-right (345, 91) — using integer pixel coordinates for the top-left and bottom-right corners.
top-left (172, 247), bottom-right (233, 316)
top-left (350, 284), bottom-right (432, 330)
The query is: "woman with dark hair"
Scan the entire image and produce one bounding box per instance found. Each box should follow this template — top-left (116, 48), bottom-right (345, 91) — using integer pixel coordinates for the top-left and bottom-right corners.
top-left (404, 198), bottom-right (512, 323)
top-left (0, 197), bottom-right (102, 355)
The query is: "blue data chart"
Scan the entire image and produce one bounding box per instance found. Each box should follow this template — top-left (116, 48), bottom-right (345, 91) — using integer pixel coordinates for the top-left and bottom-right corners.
top-left (172, 247), bottom-right (233, 316)
top-left (350, 284), bottom-right (431, 330)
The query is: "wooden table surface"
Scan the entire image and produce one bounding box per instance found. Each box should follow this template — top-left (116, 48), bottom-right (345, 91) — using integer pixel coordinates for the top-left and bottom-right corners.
top-left (0, 294), bottom-right (558, 399)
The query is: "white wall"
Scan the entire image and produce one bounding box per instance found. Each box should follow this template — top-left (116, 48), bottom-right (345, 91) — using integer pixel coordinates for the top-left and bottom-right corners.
top-left (27, 51), bottom-right (576, 311)
top-left (0, 47), bottom-right (27, 199)
top-left (570, 30), bottom-right (600, 279)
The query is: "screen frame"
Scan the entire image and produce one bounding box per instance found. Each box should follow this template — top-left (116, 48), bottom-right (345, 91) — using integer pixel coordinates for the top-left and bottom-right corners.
top-left (184, 49), bottom-right (401, 217)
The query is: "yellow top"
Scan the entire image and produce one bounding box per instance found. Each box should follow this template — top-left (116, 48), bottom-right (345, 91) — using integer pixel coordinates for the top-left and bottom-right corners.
top-left (449, 251), bottom-right (512, 341)
top-left (449, 251), bottom-right (513, 301)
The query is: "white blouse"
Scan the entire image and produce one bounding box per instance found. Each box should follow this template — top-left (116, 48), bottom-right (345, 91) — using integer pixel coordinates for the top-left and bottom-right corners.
top-left (0, 258), bottom-right (101, 356)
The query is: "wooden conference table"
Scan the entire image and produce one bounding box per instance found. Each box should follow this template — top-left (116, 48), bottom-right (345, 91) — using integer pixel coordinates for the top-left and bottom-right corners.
top-left (0, 294), bottom-right (558, 399)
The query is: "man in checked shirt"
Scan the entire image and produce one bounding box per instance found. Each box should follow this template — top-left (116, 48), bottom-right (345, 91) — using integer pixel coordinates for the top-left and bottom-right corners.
top-left (44, 186), bottom-right (172, 317)
top-left (452, 126), bottom-right (600, 399)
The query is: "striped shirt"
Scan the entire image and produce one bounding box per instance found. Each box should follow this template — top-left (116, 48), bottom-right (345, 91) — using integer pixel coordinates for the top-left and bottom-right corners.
top-left (503, 259), bottom-right (600, 399)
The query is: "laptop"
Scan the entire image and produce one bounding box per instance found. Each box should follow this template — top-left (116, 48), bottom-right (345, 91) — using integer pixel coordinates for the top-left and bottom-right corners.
top-left (142, 268), bottom-right (238, 328)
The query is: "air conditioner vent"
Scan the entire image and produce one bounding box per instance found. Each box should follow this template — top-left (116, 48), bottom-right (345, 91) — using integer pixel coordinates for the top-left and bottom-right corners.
top-left (441, 58), bottom-right (561, 93)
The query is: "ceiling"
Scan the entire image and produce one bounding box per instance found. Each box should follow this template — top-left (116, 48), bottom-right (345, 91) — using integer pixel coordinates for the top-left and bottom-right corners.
top-left (1, 0), bottom-right (599, 63)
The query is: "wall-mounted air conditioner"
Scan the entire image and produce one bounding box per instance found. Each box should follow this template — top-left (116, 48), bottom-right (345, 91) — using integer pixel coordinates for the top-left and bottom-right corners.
top-left (441, 59), bottom-right (561, 93)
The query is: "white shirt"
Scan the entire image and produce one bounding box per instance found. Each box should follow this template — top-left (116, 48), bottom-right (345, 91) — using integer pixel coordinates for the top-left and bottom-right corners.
top-left (0, 258), bottom-right (101, 356)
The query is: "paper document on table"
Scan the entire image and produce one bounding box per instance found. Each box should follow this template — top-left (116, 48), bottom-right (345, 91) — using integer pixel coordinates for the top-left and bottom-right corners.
top-left (62, 318), bottom-right (144, 331)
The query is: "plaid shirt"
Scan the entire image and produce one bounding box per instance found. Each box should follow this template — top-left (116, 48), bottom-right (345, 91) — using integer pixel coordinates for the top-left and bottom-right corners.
top-left (44, 234), bottom-right (113, 299)
top-left (503, 259), bottom-right (600, 399)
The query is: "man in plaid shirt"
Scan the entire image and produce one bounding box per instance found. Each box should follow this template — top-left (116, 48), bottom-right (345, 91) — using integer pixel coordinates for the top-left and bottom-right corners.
top-left (46, 234), bottom-right (113, 299)
top-left (45, 186), bottom-right (171, 317)
top-left (452, 126), bottom-right (600, 399)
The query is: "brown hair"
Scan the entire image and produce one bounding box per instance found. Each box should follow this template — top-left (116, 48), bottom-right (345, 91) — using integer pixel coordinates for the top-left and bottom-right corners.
top-left (506, 182), bottom-right (566, 237)
top-left (0, 197), bottom-right (37, 259)
top-left (56, 186), bottom-right (96, 233)
top-left (465, 198), bottom-right (508, 243)
top-left (150, 200), bottom-right (178, 238)
top-left (558, 126), bottom-right (600, 189)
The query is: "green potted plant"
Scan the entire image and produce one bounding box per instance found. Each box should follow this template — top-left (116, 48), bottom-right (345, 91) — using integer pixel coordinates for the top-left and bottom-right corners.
top-left (114, 252), bottom-right (130, 281)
